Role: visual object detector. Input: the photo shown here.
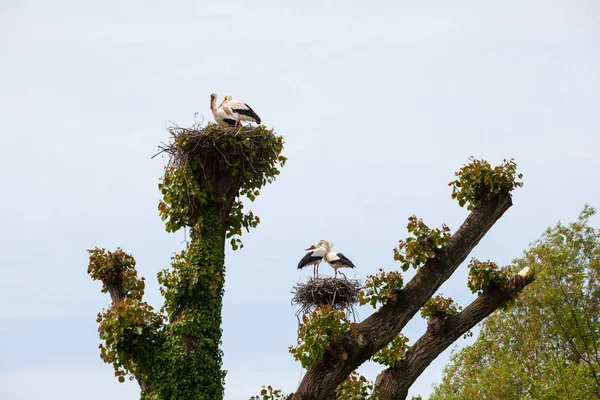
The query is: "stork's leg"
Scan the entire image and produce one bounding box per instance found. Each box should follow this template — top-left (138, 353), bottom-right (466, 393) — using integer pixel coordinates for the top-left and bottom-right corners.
top-left (334, 269), bottom-right (337, 278)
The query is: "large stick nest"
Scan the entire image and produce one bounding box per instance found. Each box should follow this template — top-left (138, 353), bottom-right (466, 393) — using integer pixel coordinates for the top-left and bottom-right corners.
top-left (155, 123), bottom-right (283, 199)
top-left (292, 277), bottom-right (362, 314)
top-left (152, 123), bottom-right (285, 219)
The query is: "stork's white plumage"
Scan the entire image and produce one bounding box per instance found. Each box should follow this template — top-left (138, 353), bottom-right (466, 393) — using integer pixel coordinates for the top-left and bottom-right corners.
top-left (298, 240), bottom-right (332, 278)
top-left (325, 251), bottom-right (356, 279)
top-left (210, 93), bottom-right (236, 128)
top-left (221, 95), bottom-right (262, 126)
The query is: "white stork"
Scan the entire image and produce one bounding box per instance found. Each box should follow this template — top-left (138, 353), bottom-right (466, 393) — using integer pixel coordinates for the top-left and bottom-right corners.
top-left (325, 250), bottom-right (356, 279)
top-left (298, 240), bottom-right (332, 278)
top-left (210, 93), bottom-right (236, 128)
top-left (220, 95), bottom-right (262, 126)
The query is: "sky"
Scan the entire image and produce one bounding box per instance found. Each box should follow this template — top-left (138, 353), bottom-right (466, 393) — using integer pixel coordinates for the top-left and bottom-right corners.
top-left (1, 0), bottom-right (599, 399)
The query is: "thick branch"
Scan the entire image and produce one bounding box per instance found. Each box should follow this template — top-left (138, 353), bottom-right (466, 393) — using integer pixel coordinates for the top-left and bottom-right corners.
top-left (289, 192), bottom-right (512, 400)
top-left (105, 278), bottom-right (125, 305)
top-left (375, 267), bottom-right (536, 399)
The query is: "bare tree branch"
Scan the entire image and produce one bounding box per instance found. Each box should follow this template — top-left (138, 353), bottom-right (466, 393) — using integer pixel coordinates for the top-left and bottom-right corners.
top-left (288, 192), bottom-right (513, 400)
top-left (374, 267), bottom-right (535, 399)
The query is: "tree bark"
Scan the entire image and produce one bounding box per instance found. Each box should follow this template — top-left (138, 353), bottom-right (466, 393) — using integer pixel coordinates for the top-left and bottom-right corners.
top-left (289, 192), bottom-right (513, 400)
top-left (375, 267), bottom-right (535, 399)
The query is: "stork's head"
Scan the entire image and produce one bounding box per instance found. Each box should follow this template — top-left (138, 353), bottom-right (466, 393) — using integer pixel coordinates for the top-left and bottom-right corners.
top-left (210, 92), bottom-right (217, 107)
top-left (220, 95), bottom-right (232, 107)
top-left (306, 239), bottom-right (333, 251)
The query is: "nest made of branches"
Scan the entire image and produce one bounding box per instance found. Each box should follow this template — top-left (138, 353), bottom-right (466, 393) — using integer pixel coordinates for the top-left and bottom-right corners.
top-left (292, 277), bottom-right (362, 315)
top-left (154, 123), bottom-right (284, 196)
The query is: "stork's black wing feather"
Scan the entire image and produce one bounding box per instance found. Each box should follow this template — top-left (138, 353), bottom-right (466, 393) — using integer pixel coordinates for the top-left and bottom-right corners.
top-left (232, 103), bottom-right (262, 124)
top-left (298, 252), bottom-right (322, 269)
top-left (331, 253), bottom-right (356, 269)
top-left (223, 118), bottom-right (236, 126)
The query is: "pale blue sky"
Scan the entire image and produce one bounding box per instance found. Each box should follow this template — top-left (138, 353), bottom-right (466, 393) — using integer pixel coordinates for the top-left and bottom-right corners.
top-left (1, 1), bottom-right (599, 399)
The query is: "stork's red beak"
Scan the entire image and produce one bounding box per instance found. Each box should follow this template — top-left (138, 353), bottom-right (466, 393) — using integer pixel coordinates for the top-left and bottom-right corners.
top-left (305, 245), bottom-right (316, 251)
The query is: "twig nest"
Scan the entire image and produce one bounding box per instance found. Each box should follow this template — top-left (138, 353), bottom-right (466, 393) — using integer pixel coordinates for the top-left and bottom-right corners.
top-left (155, 123), bottom-right (286, 233)
top-left (292, 277), bottom-right (362, 312)
top-left (158, 123), bottom-right (285, 200)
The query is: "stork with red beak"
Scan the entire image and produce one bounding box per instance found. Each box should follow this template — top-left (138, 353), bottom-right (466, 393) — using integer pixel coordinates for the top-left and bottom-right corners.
top-left (210, 93), bottom-right (236, 128)
top-left (325, 251), bottom-right (356, 278)
top-left (220, 95), bottom-right (262, 126)
top-left (298, 240), bottom-right (332, 278)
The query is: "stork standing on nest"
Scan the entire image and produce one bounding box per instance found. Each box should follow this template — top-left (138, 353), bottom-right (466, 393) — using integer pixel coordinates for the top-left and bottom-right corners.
top-left (210, 93), bottom-right (236, 128)
top-left (220, 95), bottom-right (262, 126)
top-left (298, 240), bottom-right (332, 278)
top-left (325, 250), bottom-right (356, 279)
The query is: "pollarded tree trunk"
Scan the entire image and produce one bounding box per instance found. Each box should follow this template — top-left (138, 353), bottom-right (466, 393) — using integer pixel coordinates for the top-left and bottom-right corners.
top-left (88, 124), bottom-right (286, 399)
top-left (286, 158), bottom-right (533, 400)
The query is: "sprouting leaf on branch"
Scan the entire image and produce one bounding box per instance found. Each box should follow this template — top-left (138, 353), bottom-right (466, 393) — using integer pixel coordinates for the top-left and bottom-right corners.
top-left (360, 269), bottom-right (404, 308)
top-left (249, 385), bottom-right (287, 400)
top-left (87, 247), bottom-right (145, 300)
top-left (420, 295), bottom-right (462, 320)
top-left (449, 157), bottom-right (523, 211)
top-left (289, 306), bottom-right (353, 369)
top-left (335, 370), bottom-right (380, 399)
top-left (96, 297), bottom-right (164, 384)
top-left (393, 216), bottom-right (451, 271)
top-left (372, 333), bottom-right (410, 368)
top-left (467, 259), bottom-right (511, 295)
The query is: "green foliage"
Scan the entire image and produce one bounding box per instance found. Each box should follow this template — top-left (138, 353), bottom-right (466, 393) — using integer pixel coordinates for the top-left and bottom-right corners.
top-left (153, 216), bottom-right (227, 399)
top-left (359, 268), bottom-right (404, 308)
top-left (289, 306), bottom-right (353, 368)
top-left (157, 233), bottom-right (225, 319)
top-left (157, 164), bottom-right (204, 233)
top-left (89, 125), bottom-right (285, 399)
top-left (420, 295), bottom-right (461, 320)
top-left (393, 216), bottom-right (451, 271)
top-left (371, 333), bottom-right (410, 368)
top-left (467, 259), bottom-right (511, 294)
top-left (449, 157), bottom-right (523, 210)
top-left (157, 124), bottom-right (286, 249)
top-left (431, 206), bottom-right (600, 400)
top-left (249, 386), bottom-right (287, 400)
top-left (249, 376), bottom-right (382, 400)
top-left (96, 298), bottom-right (164, 384)
top-left (335, 371), bottom-right (379, 400)
top-left (88, 247), bottom-right (145, 300)
top-left (90, 238), bottom-right (227, 399)
top-left (88, 248), bottom-right (164, 385)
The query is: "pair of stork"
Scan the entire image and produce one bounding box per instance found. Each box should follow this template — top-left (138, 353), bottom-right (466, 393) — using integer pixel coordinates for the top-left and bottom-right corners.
top-left (210, 93), bottom-right (262, 128)
top-left (298, 240), bottom-right (356, 279)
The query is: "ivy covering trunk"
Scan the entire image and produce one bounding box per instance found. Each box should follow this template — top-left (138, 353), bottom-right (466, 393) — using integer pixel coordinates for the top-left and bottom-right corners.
top-left (88, 124), bottom-right (285, 399)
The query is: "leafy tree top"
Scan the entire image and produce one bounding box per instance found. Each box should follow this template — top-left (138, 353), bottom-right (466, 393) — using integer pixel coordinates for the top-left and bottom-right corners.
top-left (449, 157), bottom-right (523, 210)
